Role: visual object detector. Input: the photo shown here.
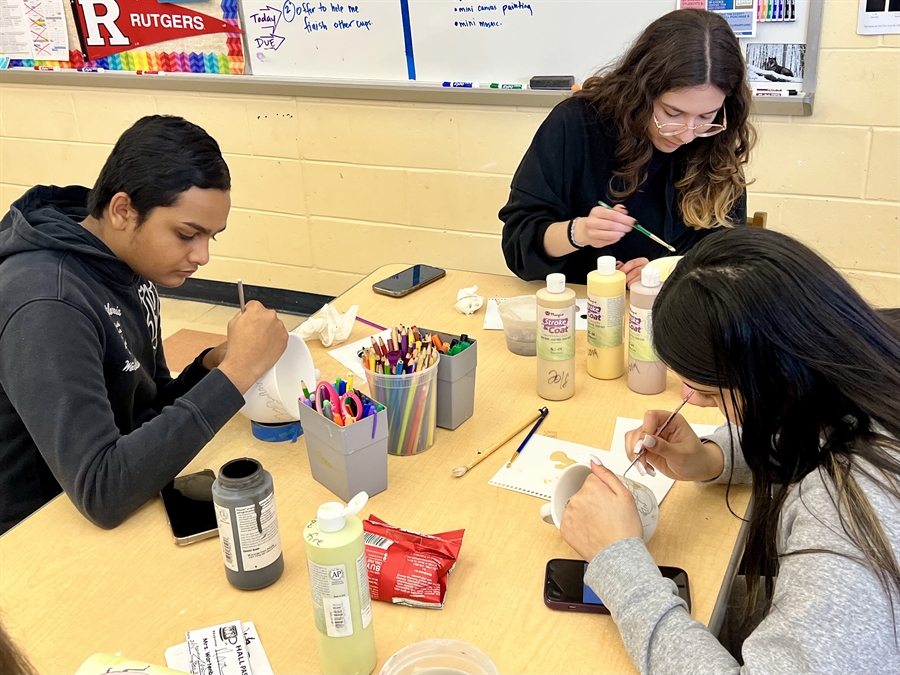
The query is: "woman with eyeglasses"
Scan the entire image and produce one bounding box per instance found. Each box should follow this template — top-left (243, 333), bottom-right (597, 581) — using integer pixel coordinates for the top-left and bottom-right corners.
top-left (500, 9), bottom-right (756, 286)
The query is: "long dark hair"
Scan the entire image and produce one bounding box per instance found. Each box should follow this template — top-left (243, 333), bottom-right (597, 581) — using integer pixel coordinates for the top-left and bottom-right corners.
top-left (652, 227), bottom-right (900, 615)
top-left (575, 9), bottom-right (756, 230)
top-left (0, 618), bottom-right (34, 675)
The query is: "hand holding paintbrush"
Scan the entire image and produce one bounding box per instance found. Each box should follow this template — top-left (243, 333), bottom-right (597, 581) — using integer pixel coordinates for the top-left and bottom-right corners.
top-left (624, 390), bottom-right (694, 478)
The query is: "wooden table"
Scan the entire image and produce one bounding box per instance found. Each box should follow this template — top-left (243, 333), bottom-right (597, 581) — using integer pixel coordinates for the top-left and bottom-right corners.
top-left (0, 265), bottom-right (749, 674)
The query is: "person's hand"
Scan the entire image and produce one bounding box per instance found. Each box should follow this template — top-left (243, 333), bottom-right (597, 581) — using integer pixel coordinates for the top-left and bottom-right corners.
top-left (617, 257), bottom-right (650, 287)
top-left (573, 203), bottom-right (635, 249)
top-left (202, 342), bottom-right (227, 370)
top-left (217, 301), bottom-right (289, 394)
top-left (560, 458), bottom-right (644, 561)
top-left (624, 410), bottom-right (725, 482)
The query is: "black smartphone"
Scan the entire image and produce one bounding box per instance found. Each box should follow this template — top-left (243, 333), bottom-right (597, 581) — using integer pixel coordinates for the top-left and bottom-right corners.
top-left (544, 558), bottom-right (691, 614)
top-left (159, 469), bottom-right (219, 546)
top-left (372, 264), bottom-right (446, 298)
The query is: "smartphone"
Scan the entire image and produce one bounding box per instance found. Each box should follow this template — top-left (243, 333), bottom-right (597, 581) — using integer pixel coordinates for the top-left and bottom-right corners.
top-left (544, 558), bottom-right (691, 614)
top-left (159, 469), bottom-right (219, 546)
top-left (372, 264), bottom-right (446, 298)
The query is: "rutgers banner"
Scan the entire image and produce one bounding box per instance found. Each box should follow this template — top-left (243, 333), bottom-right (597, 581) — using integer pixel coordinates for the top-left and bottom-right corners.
top-left (71, 0), bottom-right (241, 60)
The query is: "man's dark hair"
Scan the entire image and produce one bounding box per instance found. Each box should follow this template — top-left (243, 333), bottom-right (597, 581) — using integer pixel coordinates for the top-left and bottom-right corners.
top-left (87, 115), bottom-right (231, 223)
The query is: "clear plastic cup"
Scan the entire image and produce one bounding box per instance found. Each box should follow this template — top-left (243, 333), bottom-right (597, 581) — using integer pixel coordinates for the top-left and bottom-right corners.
top-left (379, 639), bottom-right (498, 675)
top-left (498, 295), bottom-right (537, 357)
top-left (364, 358), bottom-right (439, 456)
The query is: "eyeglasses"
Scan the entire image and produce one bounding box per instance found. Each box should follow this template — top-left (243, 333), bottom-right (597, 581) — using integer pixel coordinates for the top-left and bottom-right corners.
top-left (653, 107), bottom-right (727, 138)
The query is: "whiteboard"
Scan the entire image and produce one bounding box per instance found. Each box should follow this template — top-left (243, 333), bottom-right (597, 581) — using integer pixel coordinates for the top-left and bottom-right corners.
top-left (242, 0), bottom-right (677, 82)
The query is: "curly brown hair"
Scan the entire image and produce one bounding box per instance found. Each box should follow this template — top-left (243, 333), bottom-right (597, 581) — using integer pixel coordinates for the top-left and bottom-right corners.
top-left (575, 9), bottom-right (757, 230)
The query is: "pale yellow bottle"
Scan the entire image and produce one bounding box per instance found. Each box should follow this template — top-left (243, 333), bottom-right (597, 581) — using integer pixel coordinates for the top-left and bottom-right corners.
top-left (304, 492), bottom-right (376, 675)
top-left (536, 273), bottom-right (576, 401)
top-left (586, 255), bottom-right (626, 380)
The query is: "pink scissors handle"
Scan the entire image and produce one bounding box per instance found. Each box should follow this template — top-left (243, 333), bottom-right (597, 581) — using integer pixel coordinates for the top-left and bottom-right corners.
top-left (315, 381), bottom-right (341, 414)
top-left (341, 391), bottom-right (363, 420)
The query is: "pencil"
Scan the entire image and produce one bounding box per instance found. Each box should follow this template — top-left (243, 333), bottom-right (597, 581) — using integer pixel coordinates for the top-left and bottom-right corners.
top-left (598, 200), bottom-right (676, 253)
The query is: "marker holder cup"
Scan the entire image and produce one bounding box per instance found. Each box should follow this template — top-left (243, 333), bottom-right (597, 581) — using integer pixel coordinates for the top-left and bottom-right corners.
top-left (420, 329), bottom-right (478, 431)
top-left (365, 357), bottom-right (439, 456)
top-left (297, 391), bottom-right (388, 502)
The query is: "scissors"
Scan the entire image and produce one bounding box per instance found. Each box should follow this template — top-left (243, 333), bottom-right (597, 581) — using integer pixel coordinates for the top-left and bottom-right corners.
top-left (314, 380), bottom-right (363, 424)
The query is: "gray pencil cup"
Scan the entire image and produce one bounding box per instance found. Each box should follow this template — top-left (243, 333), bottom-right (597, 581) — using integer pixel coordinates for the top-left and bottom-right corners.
top-left (297, 394), bottom-right (388, 502)
top-left (422, 329), bottom-right (478, 431)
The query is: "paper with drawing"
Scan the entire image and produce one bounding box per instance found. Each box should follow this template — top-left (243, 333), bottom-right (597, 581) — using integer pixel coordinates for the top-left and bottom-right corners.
top-left (489, 417), bottom-right (721, 503)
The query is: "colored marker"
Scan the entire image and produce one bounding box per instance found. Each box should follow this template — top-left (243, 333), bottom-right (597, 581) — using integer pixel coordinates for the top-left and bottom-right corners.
top-left (485, 83), bottom-right (525, 89)
top-left (34, 66), bottom-right (60, 71)
top-left (442, 81), bottom-right (473, 87)
top-left (755, 89), bottom-right (799, 96)
top-left (135, 70), bottom-right (165, 75)
top-left (77, 67), bottom-right (105, 72)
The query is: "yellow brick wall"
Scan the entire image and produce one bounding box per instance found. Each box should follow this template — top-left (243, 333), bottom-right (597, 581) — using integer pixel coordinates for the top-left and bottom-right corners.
top-left (1, 0), bottom-right (897, 304)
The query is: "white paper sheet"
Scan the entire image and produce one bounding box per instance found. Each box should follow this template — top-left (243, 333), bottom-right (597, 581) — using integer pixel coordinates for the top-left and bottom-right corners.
top-left (482, 298), bottom-right (589, 331)
top-left (24, 0), bottom-right (68, 60)
top-left (165, 621), bottom-right (273, 675)
top-left (0, 0), bottom-right (34, 59)
top-left (488, 417), bottom-right (721, 504)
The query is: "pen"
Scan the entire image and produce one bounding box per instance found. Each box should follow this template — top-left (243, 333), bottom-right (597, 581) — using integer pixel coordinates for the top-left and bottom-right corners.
top-left (506, 406), bottom-right (550, 468)
top-left (598, 200), bottom-right (676, 253)
top-left (623, 390), bottom-right (695, 478)
top-left (237, 278), bottom-right (245, 312)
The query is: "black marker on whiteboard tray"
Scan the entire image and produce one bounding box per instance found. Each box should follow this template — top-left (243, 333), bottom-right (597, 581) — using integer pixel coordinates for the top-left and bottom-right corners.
top-left (755, 89), bottom-right (799, 96)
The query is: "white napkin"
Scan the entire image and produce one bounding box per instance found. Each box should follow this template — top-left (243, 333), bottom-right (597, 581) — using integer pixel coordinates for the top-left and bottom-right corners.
top-left (293, 303), bottom-right (358, 347)
top-left (454, 285), bottom-right (484, 316)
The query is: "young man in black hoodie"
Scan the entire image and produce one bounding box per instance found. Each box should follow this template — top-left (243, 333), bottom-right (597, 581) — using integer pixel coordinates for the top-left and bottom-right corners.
top-left (0, 115), bottom-right (288, 534)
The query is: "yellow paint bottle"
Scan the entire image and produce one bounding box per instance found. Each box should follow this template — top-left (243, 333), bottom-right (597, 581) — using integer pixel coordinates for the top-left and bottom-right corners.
top-left (586, 256), bottom-right (626, 380)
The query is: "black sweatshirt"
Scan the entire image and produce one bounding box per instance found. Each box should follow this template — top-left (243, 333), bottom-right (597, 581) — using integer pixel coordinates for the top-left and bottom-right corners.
top-left (0, 186), bottom-right (245, 534)
top-left (499, 97), bottom-right (746, 284)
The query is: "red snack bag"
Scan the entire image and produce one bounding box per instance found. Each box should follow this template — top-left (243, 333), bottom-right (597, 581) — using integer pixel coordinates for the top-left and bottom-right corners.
top-left (363, 515), bottom-right (464, 609)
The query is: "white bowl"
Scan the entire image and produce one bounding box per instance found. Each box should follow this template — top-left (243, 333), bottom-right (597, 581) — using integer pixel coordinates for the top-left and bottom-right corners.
top-left (240, 334), bottom-right (317, 423)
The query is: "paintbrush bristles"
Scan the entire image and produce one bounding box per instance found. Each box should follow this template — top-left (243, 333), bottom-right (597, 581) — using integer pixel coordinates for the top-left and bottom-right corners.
top-left (452, 466), bottom-right (468, 477)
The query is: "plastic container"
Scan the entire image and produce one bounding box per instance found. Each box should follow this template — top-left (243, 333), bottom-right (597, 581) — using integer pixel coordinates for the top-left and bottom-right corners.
top-left (212, 458), bottom-right (284, 590)
top-left (420, 329), bottom-right (477, 430)
top-left (497, 295), bottom-right (537, 356)
top-left (645, 255), bottom-right (684, 281)
top-left (304, 492), bottom-right (377, 675)
top-left (240, 333), bottom-right (317, 423)
top-left (380, 639), bottom-right (498, 675)
top-left (297, 393), bottom-right (388, 502)
top-left (365, 359), bottom-right (439, 456)
top-left (628, 266), bottom-right (667, 395)
top-left (536, 274), bottom-right (576, 401)
top-left (586, 255), bottom-right (626, 380)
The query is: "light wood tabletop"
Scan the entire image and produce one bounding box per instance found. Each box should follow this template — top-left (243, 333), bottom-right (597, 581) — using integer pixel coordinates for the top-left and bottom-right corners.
top-left (0, 265), bottom-right (750, 674)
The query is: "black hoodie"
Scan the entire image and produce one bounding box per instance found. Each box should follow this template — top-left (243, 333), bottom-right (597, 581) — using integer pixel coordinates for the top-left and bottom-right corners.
top-left (0, 185), bottom-right (245, 534)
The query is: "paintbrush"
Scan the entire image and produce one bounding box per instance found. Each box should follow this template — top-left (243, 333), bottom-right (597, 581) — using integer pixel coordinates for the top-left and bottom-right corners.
top-left (598, 200), bottom-right (676, 253)
top-left (452, 407), bottom-right (549, 478)
top-left (623, 390), bottom-right (694, 477)
top-left (237, 278), bottom-right (246, 313)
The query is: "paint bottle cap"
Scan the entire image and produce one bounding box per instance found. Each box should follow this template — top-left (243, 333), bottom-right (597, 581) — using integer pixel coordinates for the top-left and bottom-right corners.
top-left (641, 266), bottom-right (661, 288)
top-left (597, 256), bottom-right (617, 276)
top-left (317, 491), bottom-right (369, 532)
top-left (546, 273), bottom-right (567, 294)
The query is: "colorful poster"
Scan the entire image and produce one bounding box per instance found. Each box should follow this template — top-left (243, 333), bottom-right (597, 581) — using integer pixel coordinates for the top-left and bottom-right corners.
top-left (677, 0), bottom-right (758, 37)
top-left (10, 0), bottom-right (244, 73)
top-left (857, 0), bottom-right (900, 35)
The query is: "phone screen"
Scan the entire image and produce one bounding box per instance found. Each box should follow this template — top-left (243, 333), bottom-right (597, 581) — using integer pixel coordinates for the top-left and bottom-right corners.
top-left (372, 265), bottom-right (445, 295)
top-left (544, 559), bottom-right (690, 610)
top-left (159, 470), bottom-right (218, 541)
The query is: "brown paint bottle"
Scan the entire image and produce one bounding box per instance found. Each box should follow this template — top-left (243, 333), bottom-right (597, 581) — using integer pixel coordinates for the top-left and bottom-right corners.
top-left (536, 273), bottom-right (576, 401)
top-left (628, 267), bottom-right (667, 395)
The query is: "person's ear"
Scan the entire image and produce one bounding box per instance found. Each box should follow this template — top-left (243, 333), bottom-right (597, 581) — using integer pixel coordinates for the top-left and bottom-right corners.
top-left (107, 192), bottom-right (137, 232)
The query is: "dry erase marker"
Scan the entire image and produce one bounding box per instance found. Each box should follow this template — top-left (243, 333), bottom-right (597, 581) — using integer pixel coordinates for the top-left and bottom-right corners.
top-left (484, 83), bottom-right (525, 89)
top-left (34, 66), bottom-right (60, 71)
top-left (442, 81), bottom-right (473, 87)
top-left (755, 89), bottom-right (799, 97)
top-left (136, 70), bottom-right (165, 75)
top-left (77, 67), bottom-right (105, 72)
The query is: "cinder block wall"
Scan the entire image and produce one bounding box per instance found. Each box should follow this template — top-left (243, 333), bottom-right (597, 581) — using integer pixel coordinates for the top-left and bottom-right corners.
top-left (1, 0), bottom-right (897, 304)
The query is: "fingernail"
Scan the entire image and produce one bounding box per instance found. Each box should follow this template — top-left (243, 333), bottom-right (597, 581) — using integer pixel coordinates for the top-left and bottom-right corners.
top-left (642, 434), bottom-right (656, 449)
top-left (636, 461), bottom-right (647, 477)
top-left (633, 440), bottom-right (643, 455)
top-left (590, 454), bottom-right (604, 466)
top-left (645, 464), bottom-right (657, 478)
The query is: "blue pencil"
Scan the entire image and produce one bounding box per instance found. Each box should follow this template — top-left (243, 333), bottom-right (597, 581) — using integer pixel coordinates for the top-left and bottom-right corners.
top-left (506, 407), bottom-right (550, 468)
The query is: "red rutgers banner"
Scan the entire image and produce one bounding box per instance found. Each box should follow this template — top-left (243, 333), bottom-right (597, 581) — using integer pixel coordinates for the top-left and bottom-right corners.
top-left (71, 0), bottom-right (242, 60)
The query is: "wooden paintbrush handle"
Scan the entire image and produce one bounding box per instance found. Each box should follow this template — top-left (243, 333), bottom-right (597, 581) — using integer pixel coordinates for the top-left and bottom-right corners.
top-left (465, 409), bottom-right (544, 470)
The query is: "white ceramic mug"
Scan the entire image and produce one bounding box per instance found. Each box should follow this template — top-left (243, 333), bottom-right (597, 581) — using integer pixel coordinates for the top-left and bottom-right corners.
top-left (539, 463), bottom-right (659, 543)
top-left (239, 333), bottom-right (317, 423)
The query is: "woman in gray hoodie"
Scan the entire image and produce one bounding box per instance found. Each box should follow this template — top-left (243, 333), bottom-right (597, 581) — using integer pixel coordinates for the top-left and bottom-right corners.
top-left (561, 227), bottom-right (900, 674)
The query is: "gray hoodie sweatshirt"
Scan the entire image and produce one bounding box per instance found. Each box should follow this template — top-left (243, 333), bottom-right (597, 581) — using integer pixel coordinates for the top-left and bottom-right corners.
top-left (585, 424), bottom-right (900, 674)
top-left (0, 185), bottom-right (245, 534)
